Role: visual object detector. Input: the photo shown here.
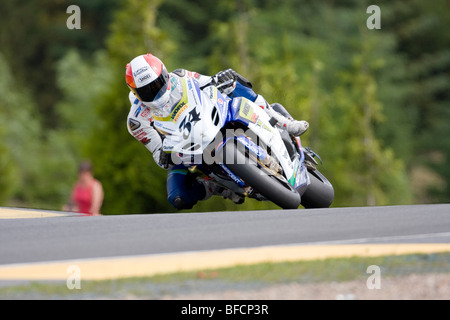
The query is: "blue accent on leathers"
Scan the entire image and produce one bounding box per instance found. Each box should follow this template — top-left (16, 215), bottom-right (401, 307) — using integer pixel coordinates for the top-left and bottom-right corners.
top-left (167, 165), bottom-right (206, 210)
top-left (230, 81), bottom-right (258, 102)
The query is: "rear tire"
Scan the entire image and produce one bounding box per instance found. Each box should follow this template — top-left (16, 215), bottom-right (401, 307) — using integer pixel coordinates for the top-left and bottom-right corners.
top-left (218, 141), bottom-right (301, 209)
top-left (301, 169), bottom-right (334, 209)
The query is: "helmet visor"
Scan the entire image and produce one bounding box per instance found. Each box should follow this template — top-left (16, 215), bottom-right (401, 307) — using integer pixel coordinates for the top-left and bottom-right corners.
top-left (135, 68), bottom-right (169, 102)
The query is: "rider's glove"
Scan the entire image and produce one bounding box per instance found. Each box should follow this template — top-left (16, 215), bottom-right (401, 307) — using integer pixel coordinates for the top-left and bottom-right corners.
top-left (158, 150), bottom-right (173, 170)
top-left (212, 69), bottom-right (237, 95)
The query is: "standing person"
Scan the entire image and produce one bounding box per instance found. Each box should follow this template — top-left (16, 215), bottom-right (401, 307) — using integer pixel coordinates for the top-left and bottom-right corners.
top-left (64, 160), bottom-right (104, 216)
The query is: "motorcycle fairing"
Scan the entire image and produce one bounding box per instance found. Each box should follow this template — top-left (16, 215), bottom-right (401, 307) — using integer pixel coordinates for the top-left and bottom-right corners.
top-left (153, 77), bottom-right (309, 191)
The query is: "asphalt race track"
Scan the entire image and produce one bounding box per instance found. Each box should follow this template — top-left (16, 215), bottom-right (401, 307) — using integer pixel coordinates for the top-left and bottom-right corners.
top-left (1, 204), bottom-right (449, 269)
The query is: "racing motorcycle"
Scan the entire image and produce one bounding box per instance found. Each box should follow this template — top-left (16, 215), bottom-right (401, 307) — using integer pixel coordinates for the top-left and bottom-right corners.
top-left (153, 77), bottom-right (334, 209)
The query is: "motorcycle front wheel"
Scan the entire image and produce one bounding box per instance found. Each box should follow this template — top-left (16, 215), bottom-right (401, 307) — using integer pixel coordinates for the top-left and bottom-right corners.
top-left (217, 141), bottom-right (301, 209)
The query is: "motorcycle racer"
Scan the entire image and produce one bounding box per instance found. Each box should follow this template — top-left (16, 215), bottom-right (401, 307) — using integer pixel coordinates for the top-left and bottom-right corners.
top-left (125, 53), bottom-right (309, 210)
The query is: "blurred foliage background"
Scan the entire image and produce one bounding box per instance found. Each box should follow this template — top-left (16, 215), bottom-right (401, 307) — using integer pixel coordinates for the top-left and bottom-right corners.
top-left (0, 0), bottom-right (448, 214)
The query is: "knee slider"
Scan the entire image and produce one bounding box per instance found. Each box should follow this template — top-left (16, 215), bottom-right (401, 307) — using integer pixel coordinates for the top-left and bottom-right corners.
top-left (171, 196), bottom-right (194, 210)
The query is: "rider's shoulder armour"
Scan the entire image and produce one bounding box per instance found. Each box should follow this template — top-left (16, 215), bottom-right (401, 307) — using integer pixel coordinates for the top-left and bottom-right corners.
top-left (172, 69), bottom-right (186, 77)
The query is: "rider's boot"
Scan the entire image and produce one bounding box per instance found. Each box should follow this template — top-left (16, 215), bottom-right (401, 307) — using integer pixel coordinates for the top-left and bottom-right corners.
top-left (254, 96), bottom-right (309, 136)
top-left (201, 179), bottom-right (245, 204)
top-left (283, 119), bottom-right (309, 137)
top-left (220, 188), bottom-right (245, 204)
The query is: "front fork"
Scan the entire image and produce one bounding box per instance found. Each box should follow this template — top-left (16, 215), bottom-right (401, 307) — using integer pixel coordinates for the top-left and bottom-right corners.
top-left (302, 146), bottom-right (323, 171)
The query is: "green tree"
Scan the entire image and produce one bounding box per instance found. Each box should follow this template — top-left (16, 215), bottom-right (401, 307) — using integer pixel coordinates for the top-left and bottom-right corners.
top-left (10, 0), bottom-right (444, 212)
top-left (0, 0), bottom-right (121, 129)
top-left (82, 0), bottom-right (177, 214)
top-left (382, 0), bottom-right (450, 203)
top-left (209, 0), bottom-right (413, 206)
top-left (0, 52), bottom-right (44, 207)
top-left (0, 55), bottom-right (16, 202)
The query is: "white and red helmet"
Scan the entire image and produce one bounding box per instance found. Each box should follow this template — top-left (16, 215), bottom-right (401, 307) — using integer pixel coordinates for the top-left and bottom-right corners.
top-left (126, 54), bottom-right (170, 109)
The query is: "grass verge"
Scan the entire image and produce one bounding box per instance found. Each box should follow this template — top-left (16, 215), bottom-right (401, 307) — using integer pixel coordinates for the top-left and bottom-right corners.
top-left (1, 252), bottom-right (449, 299)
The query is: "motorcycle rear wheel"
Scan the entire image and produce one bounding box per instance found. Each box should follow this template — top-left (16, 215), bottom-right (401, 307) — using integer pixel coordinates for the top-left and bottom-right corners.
top-left (301, 169), bottom-right (334, 209)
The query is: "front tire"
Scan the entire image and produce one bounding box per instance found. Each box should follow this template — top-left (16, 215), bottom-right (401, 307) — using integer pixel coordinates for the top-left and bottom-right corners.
top-left (218, 141), bottom-right (301, 209)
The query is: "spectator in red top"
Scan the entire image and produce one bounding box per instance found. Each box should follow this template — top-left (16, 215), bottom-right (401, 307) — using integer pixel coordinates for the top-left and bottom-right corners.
top-left (63, 161), bottom-right (104, 216)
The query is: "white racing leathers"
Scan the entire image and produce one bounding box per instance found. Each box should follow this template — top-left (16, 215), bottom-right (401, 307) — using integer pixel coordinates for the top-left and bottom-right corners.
top-left (126, 69), bottom-right (276, 168)
top-left (126, 70), bottom-right (212, 168)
